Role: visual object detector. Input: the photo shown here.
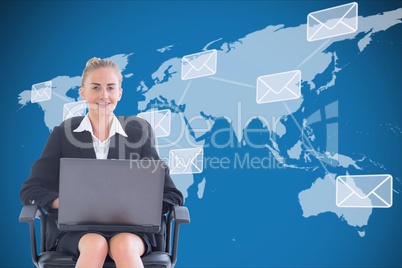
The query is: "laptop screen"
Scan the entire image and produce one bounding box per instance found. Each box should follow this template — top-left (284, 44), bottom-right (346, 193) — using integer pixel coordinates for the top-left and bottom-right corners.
top-left (58, 158), bottom-right (165, 233)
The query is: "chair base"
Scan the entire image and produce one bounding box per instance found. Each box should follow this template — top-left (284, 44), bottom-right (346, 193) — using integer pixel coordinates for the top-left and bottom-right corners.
top-left (37, 251), bottom-right (171, 268)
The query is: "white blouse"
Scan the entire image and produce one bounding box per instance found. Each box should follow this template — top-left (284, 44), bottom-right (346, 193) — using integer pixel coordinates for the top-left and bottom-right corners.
top-left (73, 115), bottom-right (128, 159)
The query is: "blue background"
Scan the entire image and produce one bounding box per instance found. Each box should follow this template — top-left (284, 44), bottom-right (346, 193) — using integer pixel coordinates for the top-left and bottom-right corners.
top-left (1, 1), bottom-right (402, 267)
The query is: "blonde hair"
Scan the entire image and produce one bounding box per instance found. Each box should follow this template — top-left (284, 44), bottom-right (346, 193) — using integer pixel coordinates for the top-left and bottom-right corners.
top-left (81, 57), bottom-right (123, 86)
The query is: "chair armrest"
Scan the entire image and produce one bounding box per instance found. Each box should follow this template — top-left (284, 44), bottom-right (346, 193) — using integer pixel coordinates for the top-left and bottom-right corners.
top-left (19, 205), bottom-right (46, 267)
top-left (19, 205), bottom-right (43, 222)
top-left (167, 205), bottom-right (190, 267)
top-left (170, 205), bottom-right (190, 224)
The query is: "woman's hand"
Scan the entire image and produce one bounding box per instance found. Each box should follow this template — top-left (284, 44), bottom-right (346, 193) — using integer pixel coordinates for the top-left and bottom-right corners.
top-left (51, 198), bottom-right (59, 209)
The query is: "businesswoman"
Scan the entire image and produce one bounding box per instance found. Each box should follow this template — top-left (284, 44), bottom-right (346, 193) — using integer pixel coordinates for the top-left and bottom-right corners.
top-left (20, 57), bottom-right (183, 268)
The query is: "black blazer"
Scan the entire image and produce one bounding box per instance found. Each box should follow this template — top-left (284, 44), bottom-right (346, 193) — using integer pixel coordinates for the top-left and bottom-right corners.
top-left (20, 116), bottom-right (183, 250)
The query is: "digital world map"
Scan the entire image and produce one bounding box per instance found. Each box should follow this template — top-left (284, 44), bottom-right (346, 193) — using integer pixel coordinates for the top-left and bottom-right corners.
top-left (3, 1), bottom-right (402, 267)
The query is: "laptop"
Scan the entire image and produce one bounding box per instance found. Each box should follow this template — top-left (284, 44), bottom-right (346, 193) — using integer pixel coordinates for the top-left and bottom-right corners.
top-left (58, 158), bottom-right (165, 233)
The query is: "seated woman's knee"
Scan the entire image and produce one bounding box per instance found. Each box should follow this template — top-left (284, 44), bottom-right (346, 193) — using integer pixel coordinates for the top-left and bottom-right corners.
top-left (78, 233), bottom-right (108, 256)
top-left (109, 233), bottom-right (145, 257)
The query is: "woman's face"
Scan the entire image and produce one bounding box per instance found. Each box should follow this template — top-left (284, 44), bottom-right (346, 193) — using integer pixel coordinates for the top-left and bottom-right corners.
top-left (80, 67), bottom-right (122, 117)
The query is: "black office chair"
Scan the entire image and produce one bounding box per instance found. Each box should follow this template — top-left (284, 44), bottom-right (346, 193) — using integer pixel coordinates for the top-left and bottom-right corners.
top-left (19, 205), bottom-right (190, 268)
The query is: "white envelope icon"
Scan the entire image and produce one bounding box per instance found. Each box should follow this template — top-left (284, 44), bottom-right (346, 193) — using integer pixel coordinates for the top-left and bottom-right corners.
top-left (336, 174), bottom-right (393, 208)
top-left (31, 81), bottom-right (52, 103)
top-left (307, 2), bottom-right (358, 42)
top-left (256, 70), bottom-right (301, 104)
top-left (169, 147), bottom-right (204, 174)
top-left (63, 100), bottom-right (87, 121)
top-left (181, 49), bottom-right (217, 80)
top-left (137, 109), bottom-right (171, 138)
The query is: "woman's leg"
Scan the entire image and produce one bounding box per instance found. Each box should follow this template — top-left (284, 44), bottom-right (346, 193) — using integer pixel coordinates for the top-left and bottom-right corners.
top-left (109, 233), bottom-right (146, 268)
top-left (75, 233), bottom-right (108, 268)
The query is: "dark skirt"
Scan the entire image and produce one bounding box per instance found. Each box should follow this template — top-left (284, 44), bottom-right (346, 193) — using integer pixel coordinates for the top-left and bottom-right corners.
top-left (55, 231), bottom-right (152, 260)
